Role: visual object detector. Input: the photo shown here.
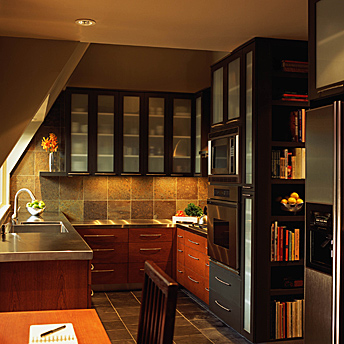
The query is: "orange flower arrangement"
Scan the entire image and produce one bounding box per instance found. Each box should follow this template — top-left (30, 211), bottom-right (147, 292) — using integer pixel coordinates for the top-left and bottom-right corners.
top-left (41, 133), bottom-right (58, 153)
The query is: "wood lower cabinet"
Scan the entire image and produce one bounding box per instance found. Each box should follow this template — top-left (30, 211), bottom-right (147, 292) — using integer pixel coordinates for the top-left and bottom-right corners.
top-left (176, 225), bottom-right (209, 304)
top-left (76, 226), bottom-right (173, 288)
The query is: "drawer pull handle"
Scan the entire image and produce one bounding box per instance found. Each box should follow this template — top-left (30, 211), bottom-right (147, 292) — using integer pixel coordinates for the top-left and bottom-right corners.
top-left (91, 289), bottom-right (94, 297)
top-left (205, 288), bottom-right (209, 292)
top-left (177, 235), bottom-right (183, 238)
top-left (178, 249), bottom-right (183, 253)
top-left (215, 276), bottom-right (231, 286)
top-left (84, 234), bottom-right (115, 237)
top-left (188, 254), bottom-right (199, 260)
top-left (215, 300), bottom-right (231, 312)
top-left (188, 239), bottom-right (200, 245)
top-left (139, 248), bottom-right (161, 251)
top-left (92, 269), bottom-right (115, 273)
top-left (177, 269), bottom-right (183, 273)
top-left (187, 276), bottom-right (199, 284)
top-left (93, 248), bottom-right (115, 252)
top-left (205, 263), bottom-right (210, 267)
top-left (140, 269), bottom-right (144, 272)
top-left (140, 234), bottom-right (162, 237)
top-left (91, 264), bottom-right (94, 270)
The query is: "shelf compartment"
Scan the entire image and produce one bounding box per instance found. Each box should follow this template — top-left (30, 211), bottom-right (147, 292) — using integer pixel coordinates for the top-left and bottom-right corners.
top-left (270, 288), bottom-right (304, 296)
top-left (272, 141), bottom-right (305, 148)
top-left (272, 100), bottom-right (309, 107)
top-left (271, 179), bottom-right (305, 184)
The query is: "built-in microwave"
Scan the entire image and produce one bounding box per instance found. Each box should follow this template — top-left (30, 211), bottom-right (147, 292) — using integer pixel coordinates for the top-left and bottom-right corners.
top-left (208, 127), bottom-right (239, 181)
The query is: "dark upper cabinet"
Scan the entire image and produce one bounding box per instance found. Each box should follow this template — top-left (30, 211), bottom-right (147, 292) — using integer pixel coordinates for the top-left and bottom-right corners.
top-left (65, 88), bottom-right (206, 176)
top-left (309, 0), bottom-right (344, 103)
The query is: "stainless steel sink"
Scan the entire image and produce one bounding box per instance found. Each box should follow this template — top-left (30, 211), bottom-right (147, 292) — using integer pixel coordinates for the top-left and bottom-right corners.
top-left (10, 222), bottom-right (68, 234)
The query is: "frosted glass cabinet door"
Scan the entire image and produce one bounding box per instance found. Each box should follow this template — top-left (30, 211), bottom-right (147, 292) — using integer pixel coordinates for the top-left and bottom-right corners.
top-left (228, 58), bottom-right (241, 120)
top-left (148, 97), bottom-right (165, 173)
top-left (245, 51), bottom-right (253, 184)
top-left (71, 94), bottom-right (88, 172)
top-left (195, 96), bottom-right (202, 174)
top-left (212, 67), bottom-right (224, 124)
top-left (97, 95), bottom-right (115, 172)
top-left (173, 98), bottom-right (192, 174)
top-left (123, 96), bottom-right (140, 173)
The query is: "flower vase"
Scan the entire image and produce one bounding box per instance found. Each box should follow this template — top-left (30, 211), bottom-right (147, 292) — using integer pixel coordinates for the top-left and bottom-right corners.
top-left (49, 152), bottom-right (56, 172)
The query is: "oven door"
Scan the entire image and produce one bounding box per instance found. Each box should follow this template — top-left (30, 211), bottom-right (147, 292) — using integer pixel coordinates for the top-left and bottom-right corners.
top-left (207, 199), bottom-right (239, 272)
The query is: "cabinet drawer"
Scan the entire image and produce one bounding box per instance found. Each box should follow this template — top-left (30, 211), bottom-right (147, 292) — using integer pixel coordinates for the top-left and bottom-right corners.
top-left (128, 261), bottom-right (171, 284)
top-left (209, 289), bottom-right (240, 332)
top-left (185, 245), bottom-right (208, 277)
top-left (177, 242), bottom-right (185, 266)
top-left (177, 228), bottom-right (185, 246)
top-left (91, 263), bottom-right (128, 284)
top-left (129, 242), bottom-right (173, 263)
top-left (210, 260), bottom-right (241, 307)
top-left (129, 228), bottom-right (172, 242)
top-left (176, 263), bottom-right (185, 286)
top-left (205, 259), bottom-right (210, 280)
top-left (184, 231), bottom-right (207, 253)
top-left (92, 243), bottom-right (128, 263)
top-left (184, 267), bottom-right (205, 302)
top-left (77, 228), bottom-right (128, 243)
top-left (204, 281), bottom-right (210, 305)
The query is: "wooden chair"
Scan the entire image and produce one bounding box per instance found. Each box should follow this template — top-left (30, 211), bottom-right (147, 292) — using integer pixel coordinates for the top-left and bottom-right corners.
top-left (137, 260), bottom-right (179, 344)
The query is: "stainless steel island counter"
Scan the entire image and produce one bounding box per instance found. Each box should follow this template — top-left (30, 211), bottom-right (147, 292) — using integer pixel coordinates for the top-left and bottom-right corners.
top-left (0, 212), bottom-right (93, 262)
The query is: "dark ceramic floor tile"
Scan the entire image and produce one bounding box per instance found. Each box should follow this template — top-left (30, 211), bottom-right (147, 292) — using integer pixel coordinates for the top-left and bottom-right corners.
top-left (178, 311), bottom-right (217, 321)
top-left (200, 328), bottom-right (249, 343)
top-left (110, 340), bottom-right (136, 344)
top-left (173, 325), bottom-right (202, 336)
top-left (109, 297), bottom-right (140, 308)
top-left (177, 303), bottom-right (205, 313)
top-left (125, 323), bottom-right (138, 337)
top-left (102, 320), bottom-right (128, 331)
top-left (174, 316), bottom-right (192, 326)
top-left (106, 329), bottom-right (133, 341)
top-left (173, 334), bottom-right (213, 344)
top-left (190, 318), bottom-right (227, 329)
top-left (120, 315), bottom-right (140, 325)
top-left (106, 291), bottom-right (133, 300)
top-left (116, 306), bottom-right (140, 317)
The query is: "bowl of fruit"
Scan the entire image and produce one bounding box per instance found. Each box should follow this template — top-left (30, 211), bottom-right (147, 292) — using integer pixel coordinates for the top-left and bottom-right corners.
top-left (26, 200), bottom-right (46, 216)
top-left (280, 192), bottom-right (304, 213)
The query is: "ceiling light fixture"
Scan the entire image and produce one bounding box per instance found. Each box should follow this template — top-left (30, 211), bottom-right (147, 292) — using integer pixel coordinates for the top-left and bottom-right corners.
top-left (75, 19), bottom-right (96, 26)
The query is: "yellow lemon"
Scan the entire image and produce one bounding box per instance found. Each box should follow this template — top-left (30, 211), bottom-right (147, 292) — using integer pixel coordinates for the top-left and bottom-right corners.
top-left (296, 198), bottom-right (304, 204)
top-left (290, 192), bottom-right (299, 200)
top-left (288, 197), bottom-right (297, 205)
top-left (281, 199), bottom-right (288, 204)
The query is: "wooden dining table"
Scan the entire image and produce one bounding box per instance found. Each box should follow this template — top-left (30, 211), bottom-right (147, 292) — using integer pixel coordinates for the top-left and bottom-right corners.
top-left (0, 309), bottom-right (111, 344)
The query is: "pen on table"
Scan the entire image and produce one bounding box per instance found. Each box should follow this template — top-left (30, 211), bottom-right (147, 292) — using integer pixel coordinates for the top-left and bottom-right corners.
top-left (40, 324), bottom-right (66, 337)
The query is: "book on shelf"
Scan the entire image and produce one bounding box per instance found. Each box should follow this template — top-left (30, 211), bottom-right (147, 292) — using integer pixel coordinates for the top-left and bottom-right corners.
top-left (271, 222), bottom-right (301, 262)
top-left (281, 60), bottom-right (309, 73)
top-left (272, 298), bottom-right (304, 340)
top-left (290, 109), bottom-right (306, 142)
top-left (272, 148), bottom-right (305, 179)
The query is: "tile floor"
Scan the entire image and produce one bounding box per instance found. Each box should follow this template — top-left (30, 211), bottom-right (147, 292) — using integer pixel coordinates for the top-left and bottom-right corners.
top-left (92, 289), bottom-right (251, 344)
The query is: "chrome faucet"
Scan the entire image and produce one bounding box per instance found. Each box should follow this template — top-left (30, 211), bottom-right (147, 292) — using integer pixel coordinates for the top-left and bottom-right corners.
top-left (12, 188), bottom-right (36, 223)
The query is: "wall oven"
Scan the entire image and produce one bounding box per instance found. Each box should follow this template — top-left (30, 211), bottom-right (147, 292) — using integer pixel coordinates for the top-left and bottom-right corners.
top-left (207, 184), bottom-right (240, 272)
top-left (208, 127), bottom-right (239, 181)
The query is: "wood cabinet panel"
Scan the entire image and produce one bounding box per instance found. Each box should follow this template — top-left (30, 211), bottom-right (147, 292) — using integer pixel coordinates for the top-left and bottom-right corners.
top-left (184, 245), bottom-right (207, 277)
top-left (77, 228), bottom-right (129, 242)
top-left (91, 263), bottom-right (128, 284)
top-left (176, 262), bottom-right (185, 286)
top-left (184, 266), bottom-right (205, 302)
top-left (177, 242), bottom-right (185, 266)
top-left (184, 230), bottom-right (207, 253)
top-left (129, 227), bottom-right (172, 242)
top-left (128, 261), bottom-right (171, 283)
top-left (177, 227), bottom-right (185, 246)
top-left (92, 244), bottom-right (128, 263)
top-left (129, 241), bottom-right (173, 263)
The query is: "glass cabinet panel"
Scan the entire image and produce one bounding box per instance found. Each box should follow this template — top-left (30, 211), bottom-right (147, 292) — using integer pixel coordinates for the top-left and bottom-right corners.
top-left (228, 57), bottom-right (240, 120)
top-left (173, 98), bottom-right (191, 173)
top-left (71, 94), bottom-right (88, 172)
top-left (123, 96), bottom-right (140, 173)
top-left (212, 67), bottom-right (224, 124)
top-left (195, 96), bottom-right (202, 174)
top-left (148, 97), bottom-right (165, 173)
top-left (97, 95), bottom-right (114, 172)
top-left (245, 52), bottom-right (253, 184)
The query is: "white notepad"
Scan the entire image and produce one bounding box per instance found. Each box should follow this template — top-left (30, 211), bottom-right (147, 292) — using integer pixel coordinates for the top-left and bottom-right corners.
top-left (28, 323), bottom-right (78, 343)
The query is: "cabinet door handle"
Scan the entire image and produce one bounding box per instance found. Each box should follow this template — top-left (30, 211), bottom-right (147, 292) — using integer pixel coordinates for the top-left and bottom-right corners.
top-left (92, 269), bottom-right (115, 273)
top-left (205, 288), bottom-right (209, 292)
top-left (177, 235), bottom-right (183, 238)
top-left (139, 248), bottom-right (161, 251)
top-left (188, 254), bottom-right (199, 260)
top-left (215, 276), bottom-right (231, 286)
top-left (188, 239), bottom-right (200, 245)
top-left (84, 234), bottom-right (115, 237)
top-left (140, 269), bottom-right (144, 272)
top-left (187, 276), bottom-right (199, 284)
top-left (178, 249), bottom-right (183, 253)
top-left (242, 185), bottom-right (253, 189)
top-left (205, 263), bottom-right (210, 267)
top-left (140, 234), bottom-right (162, 237)
top-left (242, 193), bottom-right (252, 197)
top-left (93, 248), bottom-right (115, 252)
top-left (215, 300), bottom-right (231, 312)
top-left (91, 264), bottom-right (94, 270)
top-left (177, 269), bottom-right (183, 273)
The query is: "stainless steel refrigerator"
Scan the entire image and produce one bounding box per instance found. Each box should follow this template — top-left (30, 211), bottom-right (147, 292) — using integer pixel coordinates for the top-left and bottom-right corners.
top-left (305, 101), bottom-right (343, 344)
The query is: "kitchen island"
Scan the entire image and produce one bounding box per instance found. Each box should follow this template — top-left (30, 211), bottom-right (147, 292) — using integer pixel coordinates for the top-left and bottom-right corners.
top-left (0, 212), bottom-right (93, 312)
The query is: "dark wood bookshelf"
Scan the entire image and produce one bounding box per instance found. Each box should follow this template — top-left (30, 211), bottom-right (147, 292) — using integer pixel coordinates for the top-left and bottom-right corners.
top-left (271, 179), bottom-right (305, 185)
top-left (270, 288), bottom-right (304, 296)
top-left (271, 216), bottom-right (304, 222)
top-left (272, 100), bottom-right (309, 107)
top-left (270, 259), bottom-right (304, 267)
top-left (273, 71), bottom-right (308, 79)
top-left (271, 141), bottom-right (305, 148)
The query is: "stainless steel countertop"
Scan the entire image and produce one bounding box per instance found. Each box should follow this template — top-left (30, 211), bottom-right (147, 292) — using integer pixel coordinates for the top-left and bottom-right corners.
top-left (71, 218), bottom-right (175, 228)
top-left (0, 212), bottom-right (93, 262)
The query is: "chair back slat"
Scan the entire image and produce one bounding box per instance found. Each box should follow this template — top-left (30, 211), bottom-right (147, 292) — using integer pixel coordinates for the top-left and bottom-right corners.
top-left (137, 260), bottom-right (178, 344)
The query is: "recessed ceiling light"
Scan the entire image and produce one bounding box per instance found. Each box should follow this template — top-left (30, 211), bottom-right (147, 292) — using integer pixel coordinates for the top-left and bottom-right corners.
top-left (75, 19), bottom-right (96, 26)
